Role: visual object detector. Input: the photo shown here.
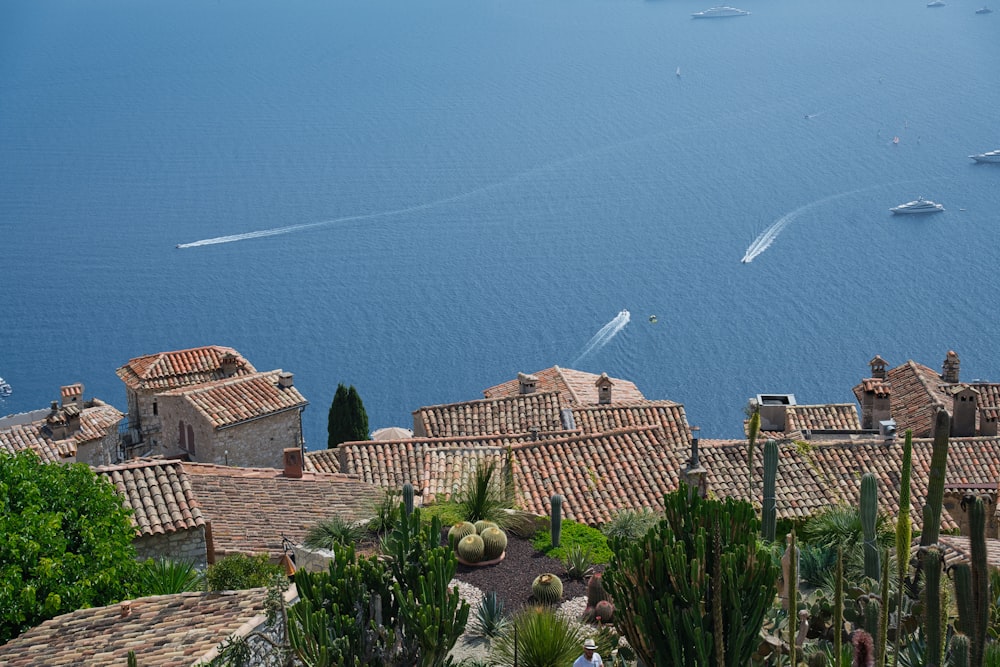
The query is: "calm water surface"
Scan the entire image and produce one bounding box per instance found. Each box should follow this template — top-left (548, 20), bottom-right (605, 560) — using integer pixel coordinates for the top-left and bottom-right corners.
top-left (1, 0), bottom-right (998, 443)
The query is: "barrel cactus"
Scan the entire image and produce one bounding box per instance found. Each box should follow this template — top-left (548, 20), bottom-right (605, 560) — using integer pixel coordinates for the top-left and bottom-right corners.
top-left (448, 521), bottom-right (476, 548)
top-left (587, 572), bottom-right (610, 607)
top-left (480, 526), bottom-right (507, 560)
top-left (532, 573), bottom-right (563, 604)
top-left (594, 599), bottom-right (615, 622)
top-left (475, 520), bottom-right (498, 535)
top-left (457, 534), bottom-right (485, 563)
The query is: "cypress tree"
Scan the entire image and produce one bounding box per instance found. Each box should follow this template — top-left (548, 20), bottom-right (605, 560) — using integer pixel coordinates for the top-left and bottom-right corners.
top-left (327, 383), bottom-right (351, 448)
top-left (345, 385), bottom-right (370, 442)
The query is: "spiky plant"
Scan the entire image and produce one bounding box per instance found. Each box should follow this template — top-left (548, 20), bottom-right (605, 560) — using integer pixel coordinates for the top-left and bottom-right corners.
top-left (562, 544), bottom-right (595, 580)
top-left (457, 460), bottom-right (511, 527)
top-left (138, 558), bottom-right (203, 595)
top-left (490, 606), bottom-right (586, 667)
top-left (893, 430), bottom-right (913, 667)
top-left (601, 507), bottom-right (660, 542)
top-left (471, 591), bottom-right (509, 640)
top-left (304, 515), bottom-right (365, 549)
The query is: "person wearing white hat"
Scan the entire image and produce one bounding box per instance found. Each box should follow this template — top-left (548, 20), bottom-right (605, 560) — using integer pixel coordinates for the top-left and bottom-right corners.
top-left (573, 638), bottom-right (603, 666)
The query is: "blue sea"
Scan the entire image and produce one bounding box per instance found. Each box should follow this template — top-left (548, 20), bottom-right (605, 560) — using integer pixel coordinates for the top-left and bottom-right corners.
top-left (1, 0), bottom-right (998, 445)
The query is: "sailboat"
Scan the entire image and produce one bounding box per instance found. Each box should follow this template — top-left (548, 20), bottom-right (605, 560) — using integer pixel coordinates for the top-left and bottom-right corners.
top-left (676, 67), bottom-right (681, 77)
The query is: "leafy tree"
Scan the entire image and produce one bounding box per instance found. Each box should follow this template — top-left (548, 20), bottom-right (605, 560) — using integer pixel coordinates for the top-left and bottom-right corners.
top-left (0, 451), bottom-right (141, 643)
top-left (205, 553), bottom-right (285, 592)
top-left (327, 383), bottom-right (369, 448)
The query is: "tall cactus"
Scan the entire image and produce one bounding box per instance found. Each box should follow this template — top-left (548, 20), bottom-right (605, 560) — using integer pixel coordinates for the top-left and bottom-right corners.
top-left (835, 546), bottom-right (844, 665)
top-left (920, 410), bottom-right (951, 548)
top-left (402, 483), bottom-right (414, 517)
top-left (952, 634), bottom-right (972, 667)
top-left (893, 431), bottom-right (913, 667)
top-left (861, 472), bottom-right (880, 582)
top-left (762, 439), bottom-right (778, 542)
top-left (878, 549), bottom-right (890, 667)
top-left (923, 547), bottom-right (945, 667)
top-left (966, 495), bottom-right (989, 667)
top-left (788, 529), bottom-right (798, 667)
top-left (550, 494), bottom-right (563, 548)
top-left (747, 408), bottom-right (760, 496)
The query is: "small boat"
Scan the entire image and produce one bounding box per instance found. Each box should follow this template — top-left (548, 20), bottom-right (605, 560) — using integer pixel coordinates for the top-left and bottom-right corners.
top-left (927, 0), bottom-right (945, 6)
top-left (975, 5), bottom-right (992, 12)
top-left (676, 67), bottom-right (681, 77)
top-left (0, 376), bottom-right (11, 397)
top-left (649, 315), bottom-right (658, 324)
top-left (692, 6), bottom-right (750, 18)
top-left (969, 149), bottom-right (1000, 163)
top-left (890, 197), bottom-right (945, 214)
top-left (893, 136), bottom-right (900, 145)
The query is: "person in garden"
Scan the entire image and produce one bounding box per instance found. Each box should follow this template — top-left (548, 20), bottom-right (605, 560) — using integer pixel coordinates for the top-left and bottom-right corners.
top-left (573, 638), bottom-right (603, 666)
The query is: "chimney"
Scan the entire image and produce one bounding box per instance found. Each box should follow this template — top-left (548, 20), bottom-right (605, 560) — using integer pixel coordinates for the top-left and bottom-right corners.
top-left (943, 350), bottom-right (960, 383)
top-left (595, 372), bottom-right (614, 404)
top-left (869, 355), bottom-right (887, 380)
top-left (980, 408), bottom-right (998, 437)
top-left (950, 385), bottom-right (978, 437)
top-left (283, 447), bottom-right (303, 478)
top-left (517, 372), bottom-right (538, 395)
top-left (277, 372), bottom-right (294, 389)
top-left (61, 383), bottom-right (84, 407)
top-left (757, 394), bottom-right (796, 432)
top-left (682, 427), bottom-right (707, 498)
top-left (120, 601), bottom-right (132, 618)
top-left (220, 353), bottom-right (240, 378)
top-left (529, 426), bottom-right (539, 441)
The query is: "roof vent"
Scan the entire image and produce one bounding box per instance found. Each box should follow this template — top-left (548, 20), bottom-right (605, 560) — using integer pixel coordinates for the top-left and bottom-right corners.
top-left (277, 372), bottom-right (294, 389)
top-left (560, 409), bottom-right (576, 430)
top-left (879, 419), bottom-right (897, 440)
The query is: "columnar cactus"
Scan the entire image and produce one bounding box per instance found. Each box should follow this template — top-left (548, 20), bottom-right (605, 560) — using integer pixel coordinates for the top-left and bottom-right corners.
top-left (952, 634), bottom-right (972, 667)
top-left (894, 431), bottom-right (914, 663)
top-left (761, 439), bottom-right (778, 542)
top-left (747, 408), bottom-right (760, 496)
top-left (861, 472), bottom-right (880, 581)
top-left (532, 573), bottom-right (563, 604)
top-left (457, 534), bottom-right (485, 563)
top-left (834, 546), bottom-right (844, 664)
top-left (959, 495), bottom-right (990, 667)
top-left (551, 494), bottom-right (563, 548)
top-left (480, 526), bottom-right (507, 561)
top-left (924, 547), bottom-right (944, 667)
top-left (920, 410), bottom-right (951, 548)
top-left (587, 572), bottom-right (609, 606)
top-left (402, 482), bottom-right (414, 517)
top-left (448, 521), bottom-right (476, 549)
top-left (788, 529), bottom-right (798, 667)
top-left (878, 551), bottom-right (889, 667)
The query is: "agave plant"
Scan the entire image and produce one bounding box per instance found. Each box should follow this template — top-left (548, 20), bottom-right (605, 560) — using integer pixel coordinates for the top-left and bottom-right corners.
top-left (601, 508), bottom-right (659, 542)
top-left (138, 558), bottom-right (203, 595)
top-left (471, 591), bottom-right (510, 640)
top-left (562, 544), bottom-right (595, 580)
top-left (303, 516), bottom-right (365, 550)
top-left (457, 460), bottom-right (513, 528)
top-left (490, 606), bottom-right (586, 667)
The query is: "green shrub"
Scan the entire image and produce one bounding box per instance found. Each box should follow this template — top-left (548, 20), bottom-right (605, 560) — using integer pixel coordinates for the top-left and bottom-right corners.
top-left (137, 558), bottom-right (203, 595)
top-left (601, 507), bottom-right (660, 543)
top-left (532, 520), bottom-right (612, 564)
top-left (490, 606), bottom-right (586, 667)
top-left (367, 490), bottom-right (401, 535)
top-left (303, 516), bottom-right (365, 549)
top-left (420, 500), bottom-right (465, 527)
top-left (471, 590), bottom-right (510, 640)
top-left (206, 553), bottom-right (285, 592)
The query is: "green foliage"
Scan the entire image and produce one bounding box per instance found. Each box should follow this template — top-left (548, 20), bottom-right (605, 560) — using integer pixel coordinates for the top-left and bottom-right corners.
top-left (601, 507), bottom-right (660, 543)
top-left (562, 544), bottom-right (595, 580)
top-left (368, 489), bottom-right (402, 535)
top-left (471, 590), bottom-right (509, 640)
top-left (532, 520), bottom-right (613, 564)
top-left (924, 547), bottom-right (945, 667)
top-left (0, 451), bottom-right (141, 643)
top-left (304, 516), bottom-right (365, 550)
top-left (456, 460), bottom-right (513, 527)
top-left (799, 544), bottom-right (838, 588)
top-left (490, 606), bottom-right (586, 667)
top-left (800, 504), bottom-right (893, 585)
top-left (327, 383), bottom-right (369, 448)
top-left (137, 558), bottom-right (204, 595)
top-left (603, 488), bottom-right (779, 667)
top-left (920, 410), bottom-right (951, 547)
top-left (860, 473), bottom-right (880, 582)
top-left (762, 439), bottom-right (778, 542)
top-left (206, 553), bottom-right (285, 592)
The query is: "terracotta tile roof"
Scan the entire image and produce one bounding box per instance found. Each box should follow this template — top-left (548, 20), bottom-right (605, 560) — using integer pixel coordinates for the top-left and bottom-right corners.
top-left (924, 535), bottom-right (1000, 570)
top-left (0, 402), bottom-right (123, 463)
top-left (569, 401), bottom-right (688, 442)
top-left (853, 361), bottom-right (949, 437)
top-left (697, 439), bottom-right (842, 519)
top-left (60, 383), bottom-right (84, 401)
top-left (181, 462), bottom-right (383, 560)
top-left (413, 391), bottom-right (568, 438)
top-left (0, 589), bottom-right (275, 666)
top-left (509, 426), bottom-right (681, 525)
top-left (95, 459), bottom-right (204, 537)
top-left (116, 346), bottom-right (256, 392)
top-left (307, 431), bottom-right (579, 497)
top-left (786, 404), bottom-right (862, 433)
top-left (482, 366), bottom-right (647, 405)
top-left (159, 371), bottom-right (308, 429)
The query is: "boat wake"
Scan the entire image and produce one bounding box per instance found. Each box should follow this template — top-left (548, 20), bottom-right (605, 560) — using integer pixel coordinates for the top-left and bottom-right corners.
top-left (573, 310), bottom-right (630, 365)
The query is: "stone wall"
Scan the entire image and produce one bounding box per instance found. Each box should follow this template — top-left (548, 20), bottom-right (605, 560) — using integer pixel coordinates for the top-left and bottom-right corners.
top-left (134, 525), bottom-right (208, 569)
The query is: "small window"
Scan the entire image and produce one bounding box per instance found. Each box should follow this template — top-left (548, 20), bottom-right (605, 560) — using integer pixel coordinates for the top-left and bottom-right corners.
top-left (153, 401), bottom-right (158, 416)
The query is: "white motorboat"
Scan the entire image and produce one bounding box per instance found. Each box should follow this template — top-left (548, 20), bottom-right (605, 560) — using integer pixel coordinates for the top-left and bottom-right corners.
top-left (692, 6), bottom-right (750, 18)
top-left (975, 5), bottom-right (992, 12)
top-left (927, 1), bottom-right (946, 6)
top-left (890, 197), bottom-right (945, 214)
top-left (969, 149), bottom-right (1000, 163)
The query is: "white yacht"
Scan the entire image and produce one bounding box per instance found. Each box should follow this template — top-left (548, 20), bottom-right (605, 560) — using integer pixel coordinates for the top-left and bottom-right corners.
top-left (890, 197), bottom-right (945, 214)
top-left (692, 6), bottom-right (751, 18)
top-left (975, 5), bottom-right (992, 11)
top-left (970, 149), bottom-right (1000, 163)
top-left (927, 1), bottom-right (946, 6)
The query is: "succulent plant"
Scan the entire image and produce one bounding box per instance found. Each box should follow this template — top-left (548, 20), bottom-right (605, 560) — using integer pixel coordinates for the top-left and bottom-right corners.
top-left (594, 599), bottom-right (614, 622)
top-left (475, 520), bottom-right (498, 535)
top-left (480, 526), bottom-right (507, 561)
top-left (532, 573), bottom-right (563, 605)
top-left (448, 521), bottom-right (476, 548)
top-left (457, 534), bottom-right (485, 563)
top-left (551, 495), bottom-right (563, 548)
top-left (402, 483), bottom-right (414, 517)
top-left (587, 572), bottom-right (610, 607)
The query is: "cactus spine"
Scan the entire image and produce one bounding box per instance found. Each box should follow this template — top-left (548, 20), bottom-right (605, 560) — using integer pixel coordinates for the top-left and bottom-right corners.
top-left (448, 521), bottom-right (476, 548)
top-left (835, 545), bottom-right (844, 665)
top-left (480, 526), bottom-right (507, 561)
top-left (861, 472), bottom-right (880, 582)
top-left (924, 547), bottom-right (944, 667)
top-left (532, 573), bottom-right (563, 604)
top-left (761, 439), bottom-right (778, 542)
top-left (474, 520), bottom-right (497, 534)
top-left (920, 410), bottom-right (951, 548)
top-left (402, 482), bottom-right (414, 516)
top-left (550, 494), bottom-right (563, 548)
top-left (893, 430), bottom-right (913, 667)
